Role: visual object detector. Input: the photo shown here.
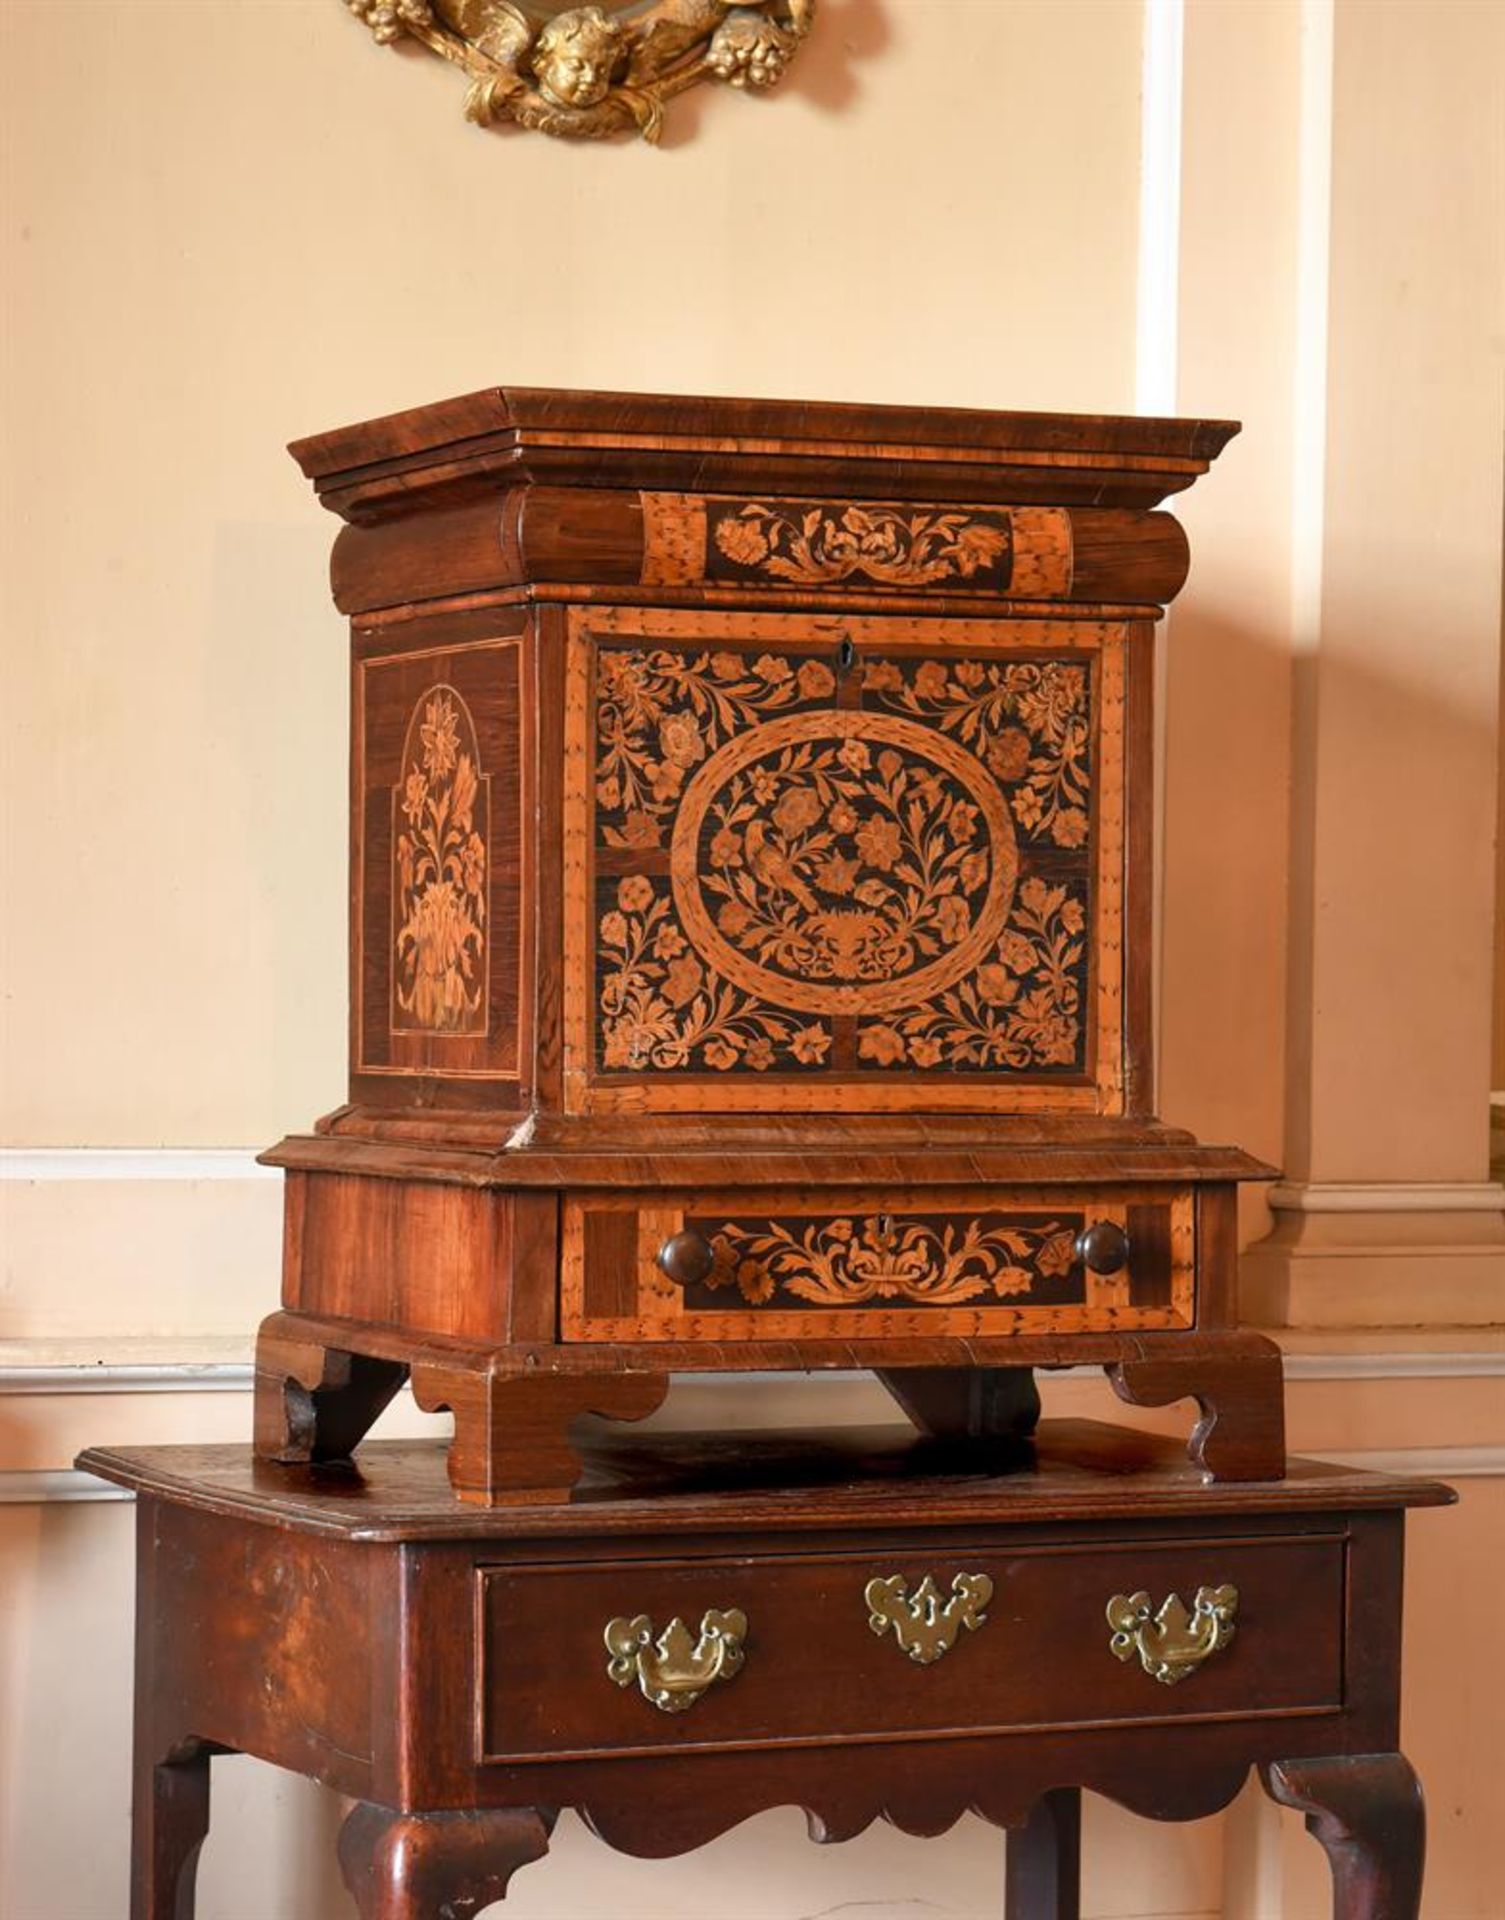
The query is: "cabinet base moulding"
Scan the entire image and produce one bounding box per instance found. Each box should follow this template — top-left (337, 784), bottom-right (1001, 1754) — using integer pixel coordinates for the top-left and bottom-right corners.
top-left (253, 1308), bottom-right (1286, 1503)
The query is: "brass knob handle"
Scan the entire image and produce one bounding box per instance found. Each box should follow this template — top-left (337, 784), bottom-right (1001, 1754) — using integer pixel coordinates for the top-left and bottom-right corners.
top-left (1107, 1586), bottom-right (1238, 1686)
top-left (1075, 1220), bottom-right (1130, 1275)
top-left (657, 1229), bottom-right (715, 1287)
top-left (604, 1610), bottom-right (747, 1713)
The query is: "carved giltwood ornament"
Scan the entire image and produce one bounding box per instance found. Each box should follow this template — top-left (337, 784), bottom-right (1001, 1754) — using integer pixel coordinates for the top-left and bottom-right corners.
top-left (344, 0), bottom-right (817, 142)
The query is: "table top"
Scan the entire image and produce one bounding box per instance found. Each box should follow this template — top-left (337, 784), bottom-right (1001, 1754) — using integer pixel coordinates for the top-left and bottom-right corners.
top-left (76, 1420), bottom-right (1454, 1544)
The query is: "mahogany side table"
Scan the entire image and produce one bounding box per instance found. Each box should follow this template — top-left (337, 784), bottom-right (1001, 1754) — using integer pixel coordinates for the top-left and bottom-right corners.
top-left (79, 1423), bottom-right (1451, 1920)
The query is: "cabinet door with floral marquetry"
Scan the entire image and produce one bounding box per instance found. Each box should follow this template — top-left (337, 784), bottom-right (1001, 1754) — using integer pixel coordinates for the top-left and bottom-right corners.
top-left (564, 607), bottom-right (1139, 1117)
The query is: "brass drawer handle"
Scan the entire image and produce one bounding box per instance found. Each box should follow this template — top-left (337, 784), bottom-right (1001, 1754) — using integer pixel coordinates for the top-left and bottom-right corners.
top-left (604, 1609), bottom-right (746, 1713)
top-left (1107, 1585), bottom-right (1238, 1685)
top-left (864, 1573), bottom-right (993, 1665)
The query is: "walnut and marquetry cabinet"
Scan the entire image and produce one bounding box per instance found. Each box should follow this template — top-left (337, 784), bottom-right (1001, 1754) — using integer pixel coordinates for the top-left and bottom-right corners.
top-left (255, 388), bottom-right (1283, 1503)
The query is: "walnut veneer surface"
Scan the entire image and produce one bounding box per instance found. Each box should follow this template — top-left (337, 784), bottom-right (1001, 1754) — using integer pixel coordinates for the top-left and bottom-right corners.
top-left (253, 387), bottom-right (1283, 1502)
top-left (82, 1422), bottom-right (1451, 1920)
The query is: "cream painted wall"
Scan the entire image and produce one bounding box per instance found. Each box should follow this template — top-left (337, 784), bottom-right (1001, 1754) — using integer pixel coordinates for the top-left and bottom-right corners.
top-left (2, 0), bottom-right (1503, 1915)
top-left (1294, 0), bottom-right (1504, 1186)
top-left (1, 0), bottom-right (1143, 1150)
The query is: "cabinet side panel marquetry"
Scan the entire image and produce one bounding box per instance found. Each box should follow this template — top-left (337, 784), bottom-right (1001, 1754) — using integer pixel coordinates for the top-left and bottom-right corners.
top-left (282, 1170), bottom-right (556, 1344)
top-left (351, 612), bottom-right (534, 1103)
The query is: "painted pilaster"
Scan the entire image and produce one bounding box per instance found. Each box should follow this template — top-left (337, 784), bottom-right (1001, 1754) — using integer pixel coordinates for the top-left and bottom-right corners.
top-left (1241, 0), bottom-right (1505, 1327)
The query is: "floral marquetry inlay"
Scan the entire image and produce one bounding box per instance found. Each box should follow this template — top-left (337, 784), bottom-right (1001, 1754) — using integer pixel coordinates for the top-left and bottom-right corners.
top-left (858, 875), bottom-right (1087, 1073)
top-left (589, 637), bottom-right (1097, 1083)
top-left (709, 503), bottom-right (1015, 591)
top-left (672, 710), bottom-right (1018, 1017)
top-left (864, 656), bottom-right (1092, 850)
top-left (594, 645), bottom-right (828, 854)
top-left (638, 498), bottom-right (1075, 597)
top-left (690, 1212), bottom-right (1084, 1310)
top-left (393, 687), bottom-right (488, 1034)
top-left (599, 875), bottom-right (828, 1074)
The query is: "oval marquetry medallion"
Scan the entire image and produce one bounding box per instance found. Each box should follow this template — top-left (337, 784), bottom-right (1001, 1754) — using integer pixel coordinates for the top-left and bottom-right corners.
top-left (670, 709), bottom-right (1018, 1017)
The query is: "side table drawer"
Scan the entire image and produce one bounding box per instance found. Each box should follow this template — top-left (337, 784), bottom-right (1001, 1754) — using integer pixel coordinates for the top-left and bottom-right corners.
top-left (477, 1533), bottom-right (1344, 1764)
top-left (560, 1184), bottom-right (1196, 1341)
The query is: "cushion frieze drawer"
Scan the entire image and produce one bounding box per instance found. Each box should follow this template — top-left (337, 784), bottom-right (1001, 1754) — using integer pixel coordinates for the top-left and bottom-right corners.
top-left (561, 1185), bottom-right (1197, 1340)
top-left (476, 1532), bottom-right (1346, 1765)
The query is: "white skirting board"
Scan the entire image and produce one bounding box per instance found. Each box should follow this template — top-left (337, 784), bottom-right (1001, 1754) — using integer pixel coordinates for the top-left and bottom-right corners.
top-left (1, 1346), bottom-right (1501, 1399)
top-left (0, 1148), bottom-right (276, 1182)
top-left (0, 1363), bottom-right (256, 1394)
top-left (1, 1470), bottom-right (135, 1505)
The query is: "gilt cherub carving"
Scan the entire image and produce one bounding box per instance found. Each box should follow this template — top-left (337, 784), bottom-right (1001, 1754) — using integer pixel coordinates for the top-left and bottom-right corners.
top-left (344, 0), bottom-right (817, 142)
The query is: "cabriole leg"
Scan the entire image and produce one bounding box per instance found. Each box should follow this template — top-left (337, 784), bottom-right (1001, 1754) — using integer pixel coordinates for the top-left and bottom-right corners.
top-left (337, 1804), bottom-right (554, 1919)
top-left (1261, 1753), bottom-right (1424, 1920)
